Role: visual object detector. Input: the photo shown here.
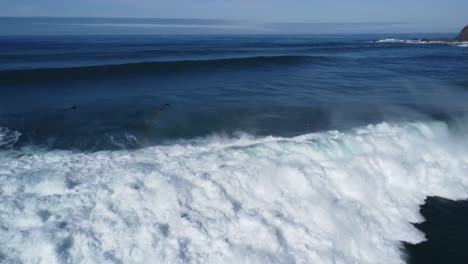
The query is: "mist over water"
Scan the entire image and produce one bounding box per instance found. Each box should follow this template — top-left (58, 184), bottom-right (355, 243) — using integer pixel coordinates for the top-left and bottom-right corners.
top-left (1, 34), bottom-right (468, 263)
top-left (0, 17), bottom-right (430, 35)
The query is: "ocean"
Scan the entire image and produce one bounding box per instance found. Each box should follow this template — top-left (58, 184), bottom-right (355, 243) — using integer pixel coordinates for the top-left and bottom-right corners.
top-left (1, 34), bottom-right (468, 263)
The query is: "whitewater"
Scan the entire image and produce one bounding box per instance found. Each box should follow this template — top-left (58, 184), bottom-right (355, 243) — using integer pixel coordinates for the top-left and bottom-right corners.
top-left (2, 121), bottom-right (468, 264)
top-left (375, 39), bottom-right (468, 48)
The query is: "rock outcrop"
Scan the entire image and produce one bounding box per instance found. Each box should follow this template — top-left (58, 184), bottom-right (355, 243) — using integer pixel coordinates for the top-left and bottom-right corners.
top-left (455, 25), bottom-right (468, 41)
top-left (373, 25), bottom-right (468, 44)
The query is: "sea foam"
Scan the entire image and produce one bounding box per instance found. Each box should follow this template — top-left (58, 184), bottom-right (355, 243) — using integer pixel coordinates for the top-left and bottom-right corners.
top-left (1, 121), bottom-right (468, 263)
top-left (0, 127), bottom-right (21, 148)
top-left (375, 39), bottom-right (468, 47)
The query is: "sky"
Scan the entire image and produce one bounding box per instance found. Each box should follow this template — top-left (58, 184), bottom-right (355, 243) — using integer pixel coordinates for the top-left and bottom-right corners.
top-left (0, 0), bottom-right (467, 34)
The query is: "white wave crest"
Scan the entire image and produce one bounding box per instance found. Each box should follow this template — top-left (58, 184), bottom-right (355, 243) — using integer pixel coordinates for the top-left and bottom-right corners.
top-left (1, 122), bottom-right (468, 263)
top-left (375, 38), bottom-right (434, 44)
top-left (375, 39), bottom-right (468, 47)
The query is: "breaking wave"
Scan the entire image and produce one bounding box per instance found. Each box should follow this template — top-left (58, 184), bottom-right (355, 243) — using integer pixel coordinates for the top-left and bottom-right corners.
top-left (375, 39), bottom-right (468, 47)
top-left (2, 121), bottom-right (468, 263)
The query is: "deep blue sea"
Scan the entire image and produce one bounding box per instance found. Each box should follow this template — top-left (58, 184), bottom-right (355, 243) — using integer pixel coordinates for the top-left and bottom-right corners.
top-left (1, 34), bottom-right (468, 263)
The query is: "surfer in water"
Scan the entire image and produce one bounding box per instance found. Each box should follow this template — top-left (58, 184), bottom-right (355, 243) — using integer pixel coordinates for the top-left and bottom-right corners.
top-left (64, 105), bottom-right (77, 111)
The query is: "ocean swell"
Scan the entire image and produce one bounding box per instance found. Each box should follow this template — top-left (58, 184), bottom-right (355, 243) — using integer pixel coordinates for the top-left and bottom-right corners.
top-left (1, 121), bottom-right (468, 263)
top-left (0, 55), bottom-right (328, 83)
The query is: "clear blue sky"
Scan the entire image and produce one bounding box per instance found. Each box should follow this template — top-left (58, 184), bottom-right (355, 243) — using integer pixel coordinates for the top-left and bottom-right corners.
top-left (0, 0), bottom-right (467, 34)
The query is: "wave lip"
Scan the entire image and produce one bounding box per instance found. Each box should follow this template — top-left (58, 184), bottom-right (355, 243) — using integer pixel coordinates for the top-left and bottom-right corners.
top-left (2, 121), bottom-right (468, 263)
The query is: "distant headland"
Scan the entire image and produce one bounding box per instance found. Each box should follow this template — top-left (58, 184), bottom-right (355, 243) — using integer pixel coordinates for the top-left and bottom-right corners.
top-left (424, 25), bottom-right (468, 42)
top-left (374, 25), bottom-right (468, 44)
top-left (455, 25), bottom-right (468, 41)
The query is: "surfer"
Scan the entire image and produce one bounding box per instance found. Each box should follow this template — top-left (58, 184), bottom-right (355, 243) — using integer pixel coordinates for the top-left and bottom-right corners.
top-left (64, 105), bottom-right (77, 111)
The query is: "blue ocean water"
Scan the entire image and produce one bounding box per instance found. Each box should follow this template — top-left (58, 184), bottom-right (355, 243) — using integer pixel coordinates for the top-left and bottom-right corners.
top-left (1, 34), bottom-right (467, 150)
top-left (1, 34), bottom-right (468, 263)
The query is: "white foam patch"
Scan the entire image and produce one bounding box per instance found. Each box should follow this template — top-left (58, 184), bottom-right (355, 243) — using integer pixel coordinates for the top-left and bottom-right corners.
top-left (375, 39), bottom-right (433, 44)
top-left (1, 121), bottom-right (468, 263)
top-left (0, 127), bottom-right (21, 148)
top-left (375, 39), bottom-right (468, 47)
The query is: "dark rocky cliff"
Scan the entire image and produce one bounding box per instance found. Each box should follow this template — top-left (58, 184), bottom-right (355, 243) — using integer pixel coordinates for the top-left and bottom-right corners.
top-left (455, 26), bottom-right (468, 41)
